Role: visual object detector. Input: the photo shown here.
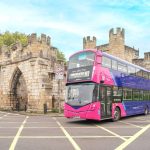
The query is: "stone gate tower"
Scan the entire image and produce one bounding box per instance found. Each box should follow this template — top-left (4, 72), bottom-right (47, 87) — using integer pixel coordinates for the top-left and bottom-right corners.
top-left (83, 36), bottom-right (96, 49)
top-left (0, 33), bottom-right (65, 112)
top-left (144, 52), bottom-right (150, 70)
top-left (108, 28), bottom-right (125, 58)
top-left (83, 27), bottom-right (139, 63)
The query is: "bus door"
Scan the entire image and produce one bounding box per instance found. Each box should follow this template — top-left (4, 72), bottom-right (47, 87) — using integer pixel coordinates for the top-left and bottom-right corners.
top-left (100, 85), bottom-right (113, 118)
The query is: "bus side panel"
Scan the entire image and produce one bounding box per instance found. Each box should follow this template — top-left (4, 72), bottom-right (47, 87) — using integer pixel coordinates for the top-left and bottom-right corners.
top-left (123, 101), bottom-right (150, 116)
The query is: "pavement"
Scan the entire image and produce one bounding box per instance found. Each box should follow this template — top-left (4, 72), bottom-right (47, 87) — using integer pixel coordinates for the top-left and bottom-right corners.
top-left (0, 111), bottom-right (150, 150)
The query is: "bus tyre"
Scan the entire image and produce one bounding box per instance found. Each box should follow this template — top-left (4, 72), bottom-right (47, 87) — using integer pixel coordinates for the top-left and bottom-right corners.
top-left (144, 107), bottom-right (149, 115)
top-left (112, 107), bottom-right (121, 121)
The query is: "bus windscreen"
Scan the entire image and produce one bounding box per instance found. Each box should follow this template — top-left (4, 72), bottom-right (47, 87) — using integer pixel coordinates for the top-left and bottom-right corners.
top-left (68, 51), bottom-right (95, 69)
top-left (66, 83), bottom-right (97, 106)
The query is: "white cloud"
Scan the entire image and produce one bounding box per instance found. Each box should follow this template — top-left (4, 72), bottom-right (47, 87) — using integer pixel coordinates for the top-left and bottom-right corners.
top-left (0, 0), bottom-right (150, 58)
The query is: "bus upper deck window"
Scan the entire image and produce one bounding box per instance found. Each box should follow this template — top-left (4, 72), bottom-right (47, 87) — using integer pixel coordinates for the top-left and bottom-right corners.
top-left (102, 56), bottom-right (111, 68)
top-left (112, 60), bottom-right (117, 70)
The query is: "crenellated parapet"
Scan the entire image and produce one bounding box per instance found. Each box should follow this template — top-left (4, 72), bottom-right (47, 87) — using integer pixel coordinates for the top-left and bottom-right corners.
top-left (109, 27), bottom-right (125, 39)
top-left (132, 58), bottom-right (144, 67)
top-left (83, 36), bottom-right (96, 49)
top-left (27, 33), bottom-right (51, 45)
top-left (144, 52), bottom-right (150, 61)
top-left (132, 52), bottom-right (150, 70)
top-left (0, 33), bottom-right (57, 65)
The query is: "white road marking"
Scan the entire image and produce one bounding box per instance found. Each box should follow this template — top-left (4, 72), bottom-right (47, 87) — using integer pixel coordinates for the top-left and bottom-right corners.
top-left (136, 118), bottom-right (150, 122)
top-left (115, 124), bottom-right (150, 150)
top-left (63, 127), bottom-right (97, 129)
top-left (3, 116), bottom-right (23, 118)
top-left (125, 120), bottom-right (150, 122)
top-left (0, 111), bottom-right (20, 116)
top-left (0, 136), bottom-right (14, 138)
top-left (0, 122), bottom-right (26, 123)
top-left (0, 125), bottom-right (142, 129)
top-left (9, 116), bottom-right (28, 150)
top-left (64, 126), bottom-right (141, 128)
top-left (0, 111), bottom-right (7, 114)
top-left (0, 121), bottom-right (56, 123)
top-left (0, 135), bottom-right (132, 139)
top-left (136, 117), bottom-right (150, 121)
top-left (20, 136), bottom-right (66, 138)
top-left (0, 127), bottom-right (20, 129)
top-left (98, 126), bottom-right (141, 128)
top-left (72, 135), bottom-right (132, 138)
top-left (0, 113), bottom-right (9, 119)
top-left (96, 125), bottom-right (127, 141)
top-left (119, 121), bottom-right (143, 128)
top-left (0, 126), bottom-right (142, 130)
top-left (55, 118), bottom-right (81, 150)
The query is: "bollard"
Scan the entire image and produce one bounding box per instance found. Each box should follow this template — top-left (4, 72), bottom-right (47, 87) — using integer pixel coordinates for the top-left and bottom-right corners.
top-left (43, 103), bottom-right (47, 114)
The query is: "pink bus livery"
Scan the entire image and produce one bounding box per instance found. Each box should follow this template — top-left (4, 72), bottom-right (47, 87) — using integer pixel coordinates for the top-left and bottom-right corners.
top-left (64, 49), bottom-right (150, 121)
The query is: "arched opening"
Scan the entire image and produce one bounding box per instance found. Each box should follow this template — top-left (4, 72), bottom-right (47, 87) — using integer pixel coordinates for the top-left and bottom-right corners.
top-left (10, 68), bottom-right (28, 111)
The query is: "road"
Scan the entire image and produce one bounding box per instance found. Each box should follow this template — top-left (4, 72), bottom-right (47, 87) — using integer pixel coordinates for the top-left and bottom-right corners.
top-left (0, 111), bottom-right (150, 150)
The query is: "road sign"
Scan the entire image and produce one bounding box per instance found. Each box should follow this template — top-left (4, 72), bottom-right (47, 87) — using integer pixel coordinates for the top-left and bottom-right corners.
top-left (55, 65), bottom-right (64, 80)
top-left (55, 72), bottom-right (64, 80)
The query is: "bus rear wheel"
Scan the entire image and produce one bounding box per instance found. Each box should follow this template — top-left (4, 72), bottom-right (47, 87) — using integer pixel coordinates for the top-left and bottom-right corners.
top-left (112, 107), bottom-right (121, 121)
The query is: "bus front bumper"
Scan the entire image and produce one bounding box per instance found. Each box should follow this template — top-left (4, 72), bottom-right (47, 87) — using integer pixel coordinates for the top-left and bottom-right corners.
top-left (64, 102), bottom-right (101, 121)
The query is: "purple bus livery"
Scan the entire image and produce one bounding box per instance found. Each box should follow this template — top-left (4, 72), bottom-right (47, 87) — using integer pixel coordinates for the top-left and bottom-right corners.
top-left (64, 49), bottom-right (150, 121)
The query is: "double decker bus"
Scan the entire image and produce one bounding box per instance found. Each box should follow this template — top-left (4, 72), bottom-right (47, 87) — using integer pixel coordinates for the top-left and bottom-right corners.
top-left (64, 49), bottom-right (150, 121)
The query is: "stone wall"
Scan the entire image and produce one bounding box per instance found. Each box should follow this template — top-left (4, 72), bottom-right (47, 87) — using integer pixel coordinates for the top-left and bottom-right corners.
top-left (108, 28), bottom-right (125, 59)
top-left (83, 27), bottom-right (150, 70)
top-left (133, 52), bottom-right (150, 70)
top-left (83, 36), bottom-right (96, 49)
top-left (132, 58), bottom-right (145, 68)
top-left (0, 33), bottom-right (65, 112)
top-left (125, 46), bottom-right (139, 62)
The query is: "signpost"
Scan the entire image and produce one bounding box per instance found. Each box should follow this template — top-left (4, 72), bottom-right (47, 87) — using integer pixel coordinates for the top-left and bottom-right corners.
top-left (55, 65), bottom-right (64, 113)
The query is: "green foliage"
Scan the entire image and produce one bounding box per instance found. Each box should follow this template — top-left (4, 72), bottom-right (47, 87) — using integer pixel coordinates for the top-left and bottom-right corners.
top-left (0, 31), bottom-right (66, 62)
top-left (57, 50), bottom-right (66, 62)
top-left (0, 31), bottom-right (27, 48)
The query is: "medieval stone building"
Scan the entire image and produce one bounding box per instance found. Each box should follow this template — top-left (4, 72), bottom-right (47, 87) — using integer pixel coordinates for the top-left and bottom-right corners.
top-left (83, 27), bottom-right (150, 70)
top-left (132, 52), bottom-right (150, 70)
top-left (0, 33), bottom-right (65, 112)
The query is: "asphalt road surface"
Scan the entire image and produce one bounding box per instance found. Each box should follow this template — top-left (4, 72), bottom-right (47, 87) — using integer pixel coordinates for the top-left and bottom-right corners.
top-left (0, 111), bottom-right (150, 150)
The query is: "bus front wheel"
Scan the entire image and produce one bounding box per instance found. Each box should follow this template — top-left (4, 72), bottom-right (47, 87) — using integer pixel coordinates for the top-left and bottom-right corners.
top-left (112, 107), bottom-right (121, 121)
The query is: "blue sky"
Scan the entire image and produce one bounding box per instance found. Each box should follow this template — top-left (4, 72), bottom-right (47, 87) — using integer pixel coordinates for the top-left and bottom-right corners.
top-left (0, 0), bottom-right (150, 59)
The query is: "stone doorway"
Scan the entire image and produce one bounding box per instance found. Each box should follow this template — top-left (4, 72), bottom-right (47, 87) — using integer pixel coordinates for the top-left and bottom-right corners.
top-left (10, 68), bottom-right (28, 111)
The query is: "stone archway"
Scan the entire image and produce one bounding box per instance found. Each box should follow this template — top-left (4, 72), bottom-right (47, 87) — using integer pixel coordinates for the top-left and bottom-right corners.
top-left (10, 68), bottom-right (28, 111)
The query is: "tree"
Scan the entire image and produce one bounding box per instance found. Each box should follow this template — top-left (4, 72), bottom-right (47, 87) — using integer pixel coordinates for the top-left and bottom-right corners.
top-left (0, 31), bottom-right (66, 62)
top-left (0, 31), bottom-right (27, 48)
top-left (57, 50), bottom-right (66, 62)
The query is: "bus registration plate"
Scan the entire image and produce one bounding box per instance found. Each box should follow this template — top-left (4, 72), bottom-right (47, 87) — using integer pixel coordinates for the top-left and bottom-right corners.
top-left (74, 114), bottom-right (80, 118)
